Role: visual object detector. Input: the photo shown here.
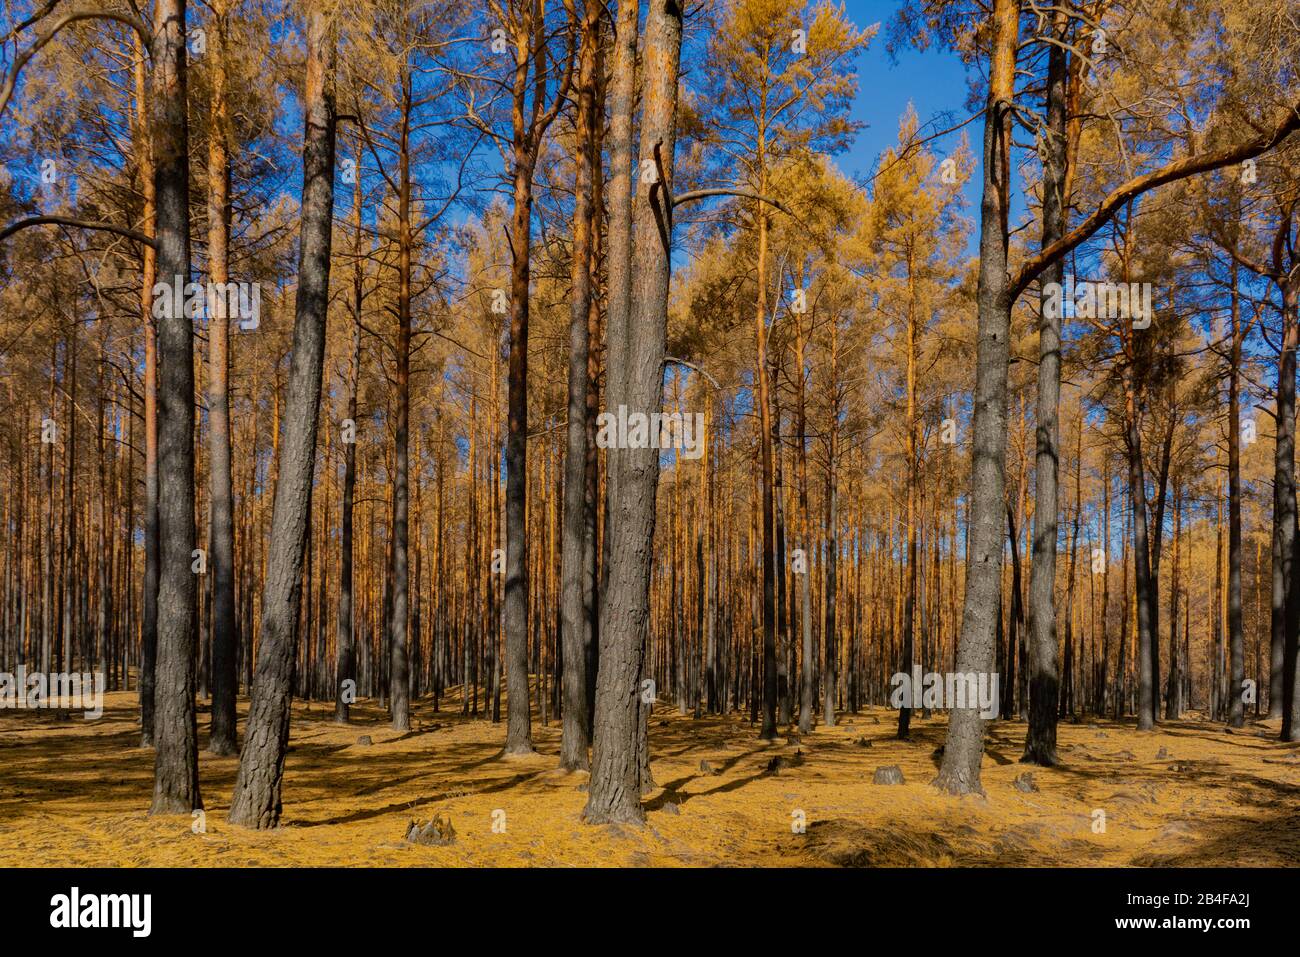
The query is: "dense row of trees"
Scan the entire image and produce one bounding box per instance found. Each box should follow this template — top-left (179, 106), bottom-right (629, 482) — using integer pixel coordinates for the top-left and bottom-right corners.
top-left (0, 0), bottom-right (1298, 825)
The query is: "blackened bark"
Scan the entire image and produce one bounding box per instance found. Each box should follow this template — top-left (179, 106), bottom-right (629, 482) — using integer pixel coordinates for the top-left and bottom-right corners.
top-left (227, 5), bottom-right (336, 828)
top-left (140, 345), bottom-right (159, 736)
top-left (502, 170), bottom-right (535, 752)
top-left (1098, 463), bottom-right (1110, 715)
top-left (1276, 280), bottom-right (1300, 740)
top-left (795, 329), bottom-right (814, 734)
top-left (1124, 375), bottom-right (1156, 731)
top-left (1147, 408), bottom-right (1173, 724)
top-left (135, 30), bottom-right (159, 750)
top-left (599, 0), bottom-right (638, 615)
top-left (583, 51), bottom-right (605, 737)
top-left (560, 0), bottom-right (601, 772)
top-left (797, 512), bottom-right (814, 732)
top-left (207, 0), bottom-right (238, 755)
top-left (1023, 10), bottom-right (1067, 765)
top-left (823, 436), bottom-right (838, 728)
top-left (823, 323), bottom-right (843, 726)
top-left (1271, 488), bottom-right (1286, 718)
top-left (503, 0), bottom-right (574, 756)
top-left (934, 0), bottom-right (1018, 796)
top-left (1166, 486), bottom-right (1183, 719)
top-left (389, 76), bottom-right (413, 733)
top-left (773, 380), bottom-right (791, 727)
top-left (585, 0), bottom-right (681, 825)
top-left (1227, 267), bottom-right (1246, 728)
top-left (336, 164), bottom-right (362, 724)
top-left (755, 202), bottom-right (778, 740)
top-left (1005, 501), bottom-right (1025, 720)
top-left (149, 0), bottom-right (202, 815)
top-left (898, 278), bottom-right (918, 739)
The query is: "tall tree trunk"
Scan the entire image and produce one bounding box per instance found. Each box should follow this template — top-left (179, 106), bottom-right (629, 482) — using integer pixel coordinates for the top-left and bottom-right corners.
top-left (502, 161), bottom-right (536, 753)
top-left (227, 4), bottom-right (336, 828)
top-left (822, 316), bottom-right (842, 726)
top-left (1166, 485), bottom-right (1183, 719)
top-left (1099, 459), bottom-right (1111, 715)
top-left (1227, 263), bottom-right (1246, 728)
top-left (934, 0), bottom-right (1019, 796)
top-left (389, 76), bottom-right (413, 733)
top-left (796, 323), bottom-right (814, 734)
top-left (560, 0), bottom-right (601, 771)
top-left (1061, 413), bottom-right (1082, 718)
top-left (1124, 372), bottom-right (1156, 731)
top-left (1212, 501), bottom-right (1224, 719)
top-left (589, 0), bottom-right (637, 797)
top-left (898, 265), bottom-right (918, 740)
top-left (772, 377), bottom-right (791, 726)
top-left (1023, 9), bottom-right (1068, 764)
top-left (585, 0), bottom-right (682, 825)
top-left (1116, 510), bottom-right (1130, 719)
top-left (335, 153), bottom-right (363, 724)
top-left (149, 0), bottom-right (202, 815)
top-left (42, 347), bottom-right (53, 679)
top-left (823, 424), bottom-right (838, 728)
top-left (61, 325), bottom-right (76, 676)
top-left (754, 175), bottom-right (778, 740)
top-left (583, 54), bottom-right (605, 735)
top-left (1276, 278), bottom-right (1300, 740)
top-left (207, 0), bottom-right (238, 756)
top-left (599, 0), bottom-right (638, 625)
top-left (1146, 403), bottom-right (1174, 724)
top-left (502, 0), bottom-right (573, 754)
top-left (135, 30), bottom-right (160, 749)
top-left (94, 341), bottom-right (111, 685)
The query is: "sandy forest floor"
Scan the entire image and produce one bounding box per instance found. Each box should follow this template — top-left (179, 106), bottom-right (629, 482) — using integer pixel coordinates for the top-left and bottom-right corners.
top-left (2, 689), bottom-right (1299, 867)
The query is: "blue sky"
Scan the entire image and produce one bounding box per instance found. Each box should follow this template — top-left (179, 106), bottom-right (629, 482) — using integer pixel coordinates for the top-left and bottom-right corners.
top-left (841, 1), bottom-right (974, 178)
top-left (836, 1), bottom-right (984, 246)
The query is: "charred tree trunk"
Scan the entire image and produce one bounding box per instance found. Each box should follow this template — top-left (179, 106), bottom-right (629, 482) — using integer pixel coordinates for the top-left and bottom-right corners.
top-left (135, 31), bottom-right (160, 750)
top-left (207, 0), bottom-right (238, 756)
top-left (502, 0), bottom-right (573, 756)
top-left (389, 75), bottom-right (414, 733)
top-left (1022, 9), bottom-right (1069, 765)
top-left (585, 0), bottom-right (681, 825)
top-left (1276, 277), bottom-right (1300, 739)
top-left (149, 0), bottom-right (202, 815)
top-left (336, 224), bottom-right (361, 723)
top-left (754, 190), bottom-right (778, 741)
top-left (1227, 264), bottom-right (1246, 728)
top-left (823, 426), bottom-right (838, 728)
top-left (795, 323), bottom-right (815, 734)
top-left (1166, 485), bottom-right (1183, 719)
top-left (1124, 373), bottom-right (1156, 731)
top-left (934, 0), bottom-right (1018, 796)
top-left (559, 0), bottom-right (602, 771)
top-left (227, 5), bottom-right (336, 828)
top-left (897, 272), bottom-right (918, 740)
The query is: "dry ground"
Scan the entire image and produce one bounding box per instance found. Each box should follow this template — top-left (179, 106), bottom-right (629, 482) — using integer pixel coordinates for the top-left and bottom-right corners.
top-left (2, 688), bottom-right (1298, 866)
